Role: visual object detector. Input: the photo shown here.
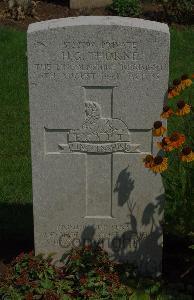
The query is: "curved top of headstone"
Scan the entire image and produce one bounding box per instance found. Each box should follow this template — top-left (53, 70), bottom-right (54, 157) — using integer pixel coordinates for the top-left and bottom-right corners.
top-left (28, 16), bottom-right (169, 34)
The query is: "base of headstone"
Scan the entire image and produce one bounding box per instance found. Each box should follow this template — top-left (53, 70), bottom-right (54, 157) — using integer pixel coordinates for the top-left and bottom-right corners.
top-left (70, 0), bottom-right (112, 9)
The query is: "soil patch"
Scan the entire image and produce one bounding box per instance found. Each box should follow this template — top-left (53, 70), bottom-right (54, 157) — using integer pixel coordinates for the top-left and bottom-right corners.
top-left (0, 0), bottom-right (193, 31)
top-left (0, 0), bottom-right (113, 30)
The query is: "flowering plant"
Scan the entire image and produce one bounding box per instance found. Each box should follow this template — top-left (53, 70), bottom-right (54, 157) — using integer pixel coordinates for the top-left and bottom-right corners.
top-left (143, 73), bottom-right (194, 234)
top-left (144, 74), bottom-right (194, 174)
top-left (0, 247), bottom-right (131, 299)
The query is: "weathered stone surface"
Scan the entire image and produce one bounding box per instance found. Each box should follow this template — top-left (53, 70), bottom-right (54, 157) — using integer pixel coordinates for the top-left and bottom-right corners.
top-left (28, 16), bottom-right (170, 275)
top-left (70, 0), bottom-right (112, 9)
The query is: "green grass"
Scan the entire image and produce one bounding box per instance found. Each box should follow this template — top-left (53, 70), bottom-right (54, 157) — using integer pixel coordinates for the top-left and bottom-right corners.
top-left (0, 27), bottom-right (31, 204)
top-left (0, 25), bottom-right (194, 239)
top-left (165, 28), bottom-right (194, 235)
top-left (0, 27), bottom-right (33, 240)
top-left (169, 27), bottom-right (194, 83)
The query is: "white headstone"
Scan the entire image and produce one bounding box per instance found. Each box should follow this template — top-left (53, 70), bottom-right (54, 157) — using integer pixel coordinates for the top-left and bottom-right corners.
top-left (28, 17), bottom-right (169, 275)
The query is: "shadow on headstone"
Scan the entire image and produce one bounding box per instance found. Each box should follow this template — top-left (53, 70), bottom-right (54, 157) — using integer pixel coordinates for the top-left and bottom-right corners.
top-left (77, 168), bottom-right (164, 276)
top-left (114, 165), bottom-right (134, 207)
top-left (81, 224), bottom-right (95, 246)
top-left (110, 191), bottom-right (164, 275)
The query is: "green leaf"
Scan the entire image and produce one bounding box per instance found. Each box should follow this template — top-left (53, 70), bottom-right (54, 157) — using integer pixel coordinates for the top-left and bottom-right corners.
top-left (156, 294), bottom-right (174, 300)
top-left (62, 295), bottom-right (72, 300)
top-left (46, 267), bottom-right (55, 276)
top-left (40, 278), bottom-right (54, 289)
top-left (130, 291), bottom-right (150, 300)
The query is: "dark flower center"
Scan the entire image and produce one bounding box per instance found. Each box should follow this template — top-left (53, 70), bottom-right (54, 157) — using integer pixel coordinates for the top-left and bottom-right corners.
top-left (154, 121), bottom-right (162, 129)
top-left (181, 74), bottom-right (189, 81)
top-left (170, 132), bottom-right (179, 142)
top-left (163, 105), bottom-right (170, 112)
top-left (177, 100), bottom-right (185, 109)
top-left (162, 137), bottom-right (168, 146)
top-left (168, 87), bottom-right (173, 92)
top-left (173, 79), bottom-right (181, 86)
top-left (145, 155), bottom-right (153, 163)
top-left (182, 146), bottom-right (192, 155)
top-left (154, 156), bottom-right (163, 165)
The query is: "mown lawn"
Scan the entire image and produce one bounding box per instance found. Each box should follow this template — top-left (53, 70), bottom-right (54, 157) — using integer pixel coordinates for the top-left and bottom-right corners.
top-left (0, 26), bottom-right (193, 240)
top-left (0, 27), bottom-right (33, 241)
top-left (0, 27), bottom-right (31, 204)
top-left (169, 28), bottom-right (194, 82)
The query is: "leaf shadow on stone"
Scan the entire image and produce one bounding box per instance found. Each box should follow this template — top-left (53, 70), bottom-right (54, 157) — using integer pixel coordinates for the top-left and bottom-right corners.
top-left (110, 192), bottom-right (165, 275)
top-left (114, 165), bottom-right (135, 207)
top-left (80, 225), bottom-right (96, 246)
top-left (77, 165), bottom-right (165, 276)
top-left (114, 166), bottom-right (137, 235)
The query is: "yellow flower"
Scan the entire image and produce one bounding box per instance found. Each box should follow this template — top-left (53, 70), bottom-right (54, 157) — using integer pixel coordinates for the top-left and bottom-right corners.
top-left (157, 137), bottom-right (172, 152)
top-left (160, 105), bottom-right (174, 119)
top-left (176, 100), bottom-right (191, 116)
top-left (173, 79), bottom-right (182, 93)
top-left (143, 155), bottom-right (154, 168)
top-left (181, 74), bottom-right (192, 89)
top-left (151, 156), bottom-right (168, 173)
top-left (180, 147), bottom-right (194, 162)
top-left (152, 121), bottom-right (167, 137)
top-left (168, 87), bottom-right (179, 99)
top-left (168, 131), bottom-right (186, 150)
